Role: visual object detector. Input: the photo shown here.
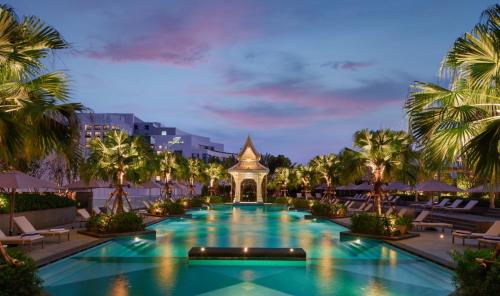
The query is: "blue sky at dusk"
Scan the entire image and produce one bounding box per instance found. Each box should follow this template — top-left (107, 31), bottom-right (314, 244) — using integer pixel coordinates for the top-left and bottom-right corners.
top-left (10, 0), bottom-right (497, 162)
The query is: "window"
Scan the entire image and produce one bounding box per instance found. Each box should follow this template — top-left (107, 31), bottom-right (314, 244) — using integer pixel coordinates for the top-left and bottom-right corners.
top-left (161, 131), bottom-right (167, 136)
top-left (145, 124), bottom-right (149, 130)
top-left (84, 124), bottom-right (92, 131)
top-left (94, 125), bottom-right (102, 130)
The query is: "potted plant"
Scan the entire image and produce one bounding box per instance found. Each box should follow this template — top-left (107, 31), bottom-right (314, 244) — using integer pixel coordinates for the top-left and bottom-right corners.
top-left (394, 214), bottom-right (413, 235)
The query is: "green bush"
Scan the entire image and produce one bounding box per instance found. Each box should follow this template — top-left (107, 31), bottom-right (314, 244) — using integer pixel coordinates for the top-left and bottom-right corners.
top-left (0, 249), bottom-right (43, 296)
top-left (395, 214), bottom-right (413, 229)
top-left (0, 193), bottom-right (75, 214)
top-left (311, 203), bottom-right (331, 217)
top-left (452, 249), bottom-right (500, 295)
top-left (274, 197), bottom-right (289, 205)
top-left (351, 213), bottom-right (389, 236)
top-left (187, 197), bottom-right (204, 208)
top-left (86, 212), bottom-right (143, 233)
top-left (207, 196), bottom-right (224, 204)
top-left (162, 202), bottom-right (185, 215)
top-left (292, 198), bottom-right (310, 209)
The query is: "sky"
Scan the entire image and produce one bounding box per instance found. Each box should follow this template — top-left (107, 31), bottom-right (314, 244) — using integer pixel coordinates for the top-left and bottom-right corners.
top-left (10, 0), bottom-right (497, 163)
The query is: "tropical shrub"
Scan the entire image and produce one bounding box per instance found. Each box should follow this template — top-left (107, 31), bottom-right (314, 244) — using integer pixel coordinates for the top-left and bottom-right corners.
top-left (207, 196), bottom-right (224, 204)
top-left (332, 203), bottom-right (347, 217)
top-left (0, 250), bottom-right (43, 296)
top-left (274, 197), bottom-right (289, 205)
top-left (452, 249), bottom-right (500, 296)
top-left (351, 213), bottom-right (390, 236)
top-left (311, 203), bottom-right (331, 217)
top-left (292, 198), bottom-right (310, 210)
top-left (0, 193), bottom-right (75, 214)
top-left (86, 213), bottom-right (143, 233)
top-left (162, 202), bottom-right (185, 215)
top-left (182, 197), bottom-right (204, 208)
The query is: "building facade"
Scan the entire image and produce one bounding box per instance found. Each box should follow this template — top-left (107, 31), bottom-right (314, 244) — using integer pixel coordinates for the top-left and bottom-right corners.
top-left (78, 113), bottom-right (234, 161)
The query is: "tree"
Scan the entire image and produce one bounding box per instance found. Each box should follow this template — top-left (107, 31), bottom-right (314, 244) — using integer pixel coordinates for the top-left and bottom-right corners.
top-left (260, 153), bottom-right (294, 174)
top-left (274, 167), bottom-right (291, 197)
top-left (294, 165), bottom-right (315, 198)
top-left (310, 154), bottom-right (339, 200)
top-left (346, 129), bottom-right (413, 215)
top-left (81, 130), bottom-right (153, 214)
top-left (205, 162), bottom-right (224, 196)
top-left (186, 158), bottom-right (202, 197)
top-left (405, 5), bottom-right (500, 208)
top-left (157, 151), bottom-right (178, 199)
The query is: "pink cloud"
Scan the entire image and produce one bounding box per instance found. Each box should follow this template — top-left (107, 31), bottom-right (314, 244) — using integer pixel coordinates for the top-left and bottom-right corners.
top-left (84, 2), bottom-right (258, 65)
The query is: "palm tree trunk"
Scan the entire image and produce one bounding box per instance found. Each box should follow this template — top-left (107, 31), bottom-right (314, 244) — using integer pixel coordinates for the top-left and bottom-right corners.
top-left (373, 179), bottom-right (383, 215)
top-left (490, 191), bottom-right (496, 209)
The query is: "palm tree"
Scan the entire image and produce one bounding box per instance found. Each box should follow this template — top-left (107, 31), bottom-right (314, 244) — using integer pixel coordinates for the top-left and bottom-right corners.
top-left (294, 165), bottom-right (315, 199)
top-left (347, 129), bottom-right (413, 215)
top-left (406, 5), bottom-right (499, 208)
top-left (205, 162), bottom-right (224, 196)
top-left (274, 167), bottom-right (291, 197)
top-left (81, 130), bottom-right (153, 214)
top-left (187, 158), bottom-right (202, 197)
top-left (310, 154), bottom-right (338, 200)
top-left (158, 151), bottom-right (178, 199)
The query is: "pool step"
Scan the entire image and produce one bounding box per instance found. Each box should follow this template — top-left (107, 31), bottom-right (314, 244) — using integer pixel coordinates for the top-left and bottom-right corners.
top-left (188, 247), bottom-right (306, 260)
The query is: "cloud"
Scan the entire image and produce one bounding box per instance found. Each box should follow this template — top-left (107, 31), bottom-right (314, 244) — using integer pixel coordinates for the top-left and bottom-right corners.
top-left (83, 2), bottom-right (260, 65)
top-left (321, 60), bottom-right (373, 71)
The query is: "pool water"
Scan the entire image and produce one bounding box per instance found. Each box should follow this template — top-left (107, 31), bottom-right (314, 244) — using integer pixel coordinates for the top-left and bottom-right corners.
top-left (40, 205), bottom-right (454, 295)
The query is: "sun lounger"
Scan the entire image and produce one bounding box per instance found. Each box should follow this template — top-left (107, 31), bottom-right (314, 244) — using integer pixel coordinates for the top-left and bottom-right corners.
top-left (77, 208), bottom-right (91, 227)
top-left (397, 208), bottom-right (408, 217)
top-left (296, 193), bottom-right (302, 198)
top-left (315, 193), bottom-right (322, 199)
top-left (350, 203), bottom-right (373, 213)
top-left (478, 235), bottom-right (500, 249)
top-left (452, 221), bottom-right (500, 245)
top-left (410, 200), bottom-right (432, 208)
top-left (14, 216), bottom-right (70, 242)
top-left (445, 200), bottom-right (478, 212)
top-left (0, 230), bottom-right (44, 249)
top-left (439, 199), bottom-right (462, 210)
top-left (93, 207), bottom-right (102, 215)
top-left (429, 198), bottom-right (450, 209)
top-left (411, 210), bottom-right (453, 232)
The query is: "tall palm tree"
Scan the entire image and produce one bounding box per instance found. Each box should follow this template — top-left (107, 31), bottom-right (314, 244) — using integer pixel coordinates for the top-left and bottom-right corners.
top-left (274, 167), bottom-right (291, 197)
top-left (158, 150), bottom-right (178, 199)
top-left (347, 129), bottom-right (413, 215)
top-left (406, 5), bottom-right (500, 208)
top-left (310, 154), bottom-right (338, 199)
top-left (187, 158), bottom-right (202, 197)
top-left (81, 130), bottom-right (153, 214)
top-left (0, 6), bottom-right (83, 266)
top-left (205, 162), bottom-right (224, 196)
top-left (294, 165), bottom-right (315, 199)
top-left (0, 5), bottom-right (84, 168)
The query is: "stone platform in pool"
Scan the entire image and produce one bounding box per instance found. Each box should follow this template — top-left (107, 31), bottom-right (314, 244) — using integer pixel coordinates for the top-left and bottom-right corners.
top-left (188, 247), bottom-right (306, 260)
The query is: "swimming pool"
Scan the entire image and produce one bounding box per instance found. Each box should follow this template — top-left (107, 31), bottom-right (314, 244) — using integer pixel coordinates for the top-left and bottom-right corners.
top-left (40, 205), bottom-right (454, 295)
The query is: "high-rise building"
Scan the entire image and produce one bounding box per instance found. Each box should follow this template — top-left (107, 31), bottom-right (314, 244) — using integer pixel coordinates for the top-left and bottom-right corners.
top-left (77, 113), bottom-right (234, 161)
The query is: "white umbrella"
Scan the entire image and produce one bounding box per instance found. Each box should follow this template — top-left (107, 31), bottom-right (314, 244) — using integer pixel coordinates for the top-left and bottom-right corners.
top-left (64, 179), bottom-right (110, 190)
top-left (0, 171), bottom-right (57, 234)
top-left (354, 182), bottom-right (373, 191)
top-left (468, 184), bottom-right (500, 193)
top-left (414, 180), bottom-right (463, 193)
top-left (384, 182), bottom-right (412, 192)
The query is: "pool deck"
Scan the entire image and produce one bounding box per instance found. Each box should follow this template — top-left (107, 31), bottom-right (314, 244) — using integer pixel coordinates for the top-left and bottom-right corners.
top-left (333, 217), bottom-right (483, 269)
top-left (10, 215), bottom-right (166, 267)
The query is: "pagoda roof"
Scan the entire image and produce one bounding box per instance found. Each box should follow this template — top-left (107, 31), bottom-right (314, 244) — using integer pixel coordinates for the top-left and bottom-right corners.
top-left (228, 136), bottom-right (269, 173)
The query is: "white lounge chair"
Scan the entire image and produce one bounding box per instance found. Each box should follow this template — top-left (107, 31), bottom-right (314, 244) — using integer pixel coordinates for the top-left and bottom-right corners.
top-left (430, 198), bottom-right (450, 209)
top-left (411, 210), bottom-right (453, 232)
top-left (411, 200), bottom-right (432, 208)
top-left (350, 203), bottom-right (373, 213)
top-left (440, 199), bottom-right (462, 210)
top-left (0, 230), bottom-right (44, 249)
top-left (452, 221), bottom-right (500, 245)
top-left (76, 208), bottom-right (91, 227)
top-left (445, 200), bottom-right (478, 212)
top-left (14, 216), bottom-right (70, 242)
top-left (93, 207), bottom-right (102, 215)
top-left (296, 193), bottom-right (302, 198)
top-left (478, 236), bottom-right (500, 249)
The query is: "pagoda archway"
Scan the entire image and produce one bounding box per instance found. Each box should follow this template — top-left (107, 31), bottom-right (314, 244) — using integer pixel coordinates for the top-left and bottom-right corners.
top-left (228, 136), bottom-right (269, 203)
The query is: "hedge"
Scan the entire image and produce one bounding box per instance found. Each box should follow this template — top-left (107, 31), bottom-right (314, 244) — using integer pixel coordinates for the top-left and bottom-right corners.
top-left (0, 193), bottom-right (75, 214)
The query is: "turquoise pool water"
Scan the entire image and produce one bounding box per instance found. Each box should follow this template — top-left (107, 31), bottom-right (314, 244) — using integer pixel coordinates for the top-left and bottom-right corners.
top-left (40, 205), bottom-right (454, 295)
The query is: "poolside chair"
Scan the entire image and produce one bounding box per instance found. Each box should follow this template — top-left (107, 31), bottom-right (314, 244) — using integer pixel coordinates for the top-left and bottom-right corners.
top-left (411, 211), bottom-right (453, 232)
top-left (0, 230), bottom-right (44, 249)
top-left (347, 201), bottom-right (364, 212)
top-left (428, 198), bottom-right (450, 209)
top-left (397, 208), bottom-right (408, 217)
top-left (305, 192), bottom-right (313, 199)
top-left (410, 200), bottom-right (432, 208)
top-left (315, 193), bottom-right (322, 199)
top-left (76, 208), bottom-right (91, 227)
top-left (296, 193), bottom-right (302, 198)
top-left (452, 221), bottom-right (500, 245)
top-left (93, 207), bottom-right (102, 215)
top-left (350, 203), bottom-right (373, 213)
top-left (438, 199), bottom-right (462, 210)
top-left (478, 236), bottom-right (500, 249)
top-left (445, 200), bottom-right (478, 212)
top-left (14, 216), bottom-right (70, 242)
